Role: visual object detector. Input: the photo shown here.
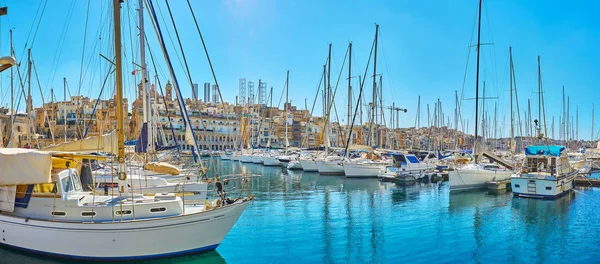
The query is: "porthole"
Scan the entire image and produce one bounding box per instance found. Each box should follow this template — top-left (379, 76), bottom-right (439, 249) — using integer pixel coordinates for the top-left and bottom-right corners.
top-left (150, 207), bottom-right (167, 213)
top-left (81, 211), bottom-right (97, 217)
top-left (116, 210), bottom-right (132, 215)
top-left (546, 186), bottom-right (552, 190)
top-left (51, 211), bottom-right (66, 217)
top-left (514, 184), bottom-right (520, 188)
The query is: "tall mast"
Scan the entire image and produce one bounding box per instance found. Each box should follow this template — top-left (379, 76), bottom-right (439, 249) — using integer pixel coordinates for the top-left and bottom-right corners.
top-left (592, 104), bottom-right (595, 141)
top-left (113, 0), bottom-right (127, 192)
top-left (326, 44), bottom-right (331, 152)
top-left (379, 75), bottom-right (383, 147)
top-left (509, 46), bottom-right (514, 150)
top-left (27, 49), bottom-right (32, 118)
top-left (63, 78), bottom-right (67, 142)
top-left (371, 24), bottom-right (379, 146)
top-left (285, 70), bottom-right (289, 153)
top-left (474, 0), bottom-right (482, 163)
top-left (347, 42), bottom-right (352, 127)
top-left (5, 29), bottom-right (13, 147)
top-left (139, 0), bottom-right (152, 157)
top-left (537, 55), bottom-right (542, 143)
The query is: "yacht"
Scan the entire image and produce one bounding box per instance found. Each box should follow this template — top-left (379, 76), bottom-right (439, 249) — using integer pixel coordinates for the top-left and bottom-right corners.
top-left (511, 145), bottom-right (576, 199)
top-left (378, 153), bottom-right (436, 182)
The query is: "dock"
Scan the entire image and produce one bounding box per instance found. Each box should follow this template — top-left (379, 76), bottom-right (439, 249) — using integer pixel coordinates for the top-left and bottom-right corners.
top-left (575, 177), bottom-right (600, 187)
top-left (485, 179), bottom-right (511, 191)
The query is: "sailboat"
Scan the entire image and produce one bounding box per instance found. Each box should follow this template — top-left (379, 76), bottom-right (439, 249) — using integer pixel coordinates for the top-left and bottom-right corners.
top-left (448, 0), bottom-right (513, 191)
top-left (0, 1), bottom-right (251, 260)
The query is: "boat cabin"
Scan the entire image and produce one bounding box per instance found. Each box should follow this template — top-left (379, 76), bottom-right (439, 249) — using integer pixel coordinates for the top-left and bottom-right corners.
top-left (522, 145), bottom-right (571, 176)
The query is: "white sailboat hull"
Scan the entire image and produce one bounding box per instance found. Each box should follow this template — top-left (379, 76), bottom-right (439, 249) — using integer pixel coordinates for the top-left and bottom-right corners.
top-left (220, 154), bottom-right (230, 160)
top-left (316, 160), bottom-right (345, 176)
top-left (262, 156), bottom-right (281, 166)
top-left (299, 160), bottom-right (318, 172)
top-left (251, 156), bottom-right (263, 164)
top-left (239, 155), bottom-right (253, 163)
top-left (0, 200), bottom-right (250, 260)
top-left (449, 167), bottom-right (513, 191)
top-left (286, 160), bottom-right (303, 170)
top-left (343, 163), bottom-right (384, 178)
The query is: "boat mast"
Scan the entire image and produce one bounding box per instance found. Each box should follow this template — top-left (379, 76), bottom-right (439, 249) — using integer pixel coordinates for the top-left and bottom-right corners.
top-left (139, 0), bottom-right (152, 159)
top-left (347, 42), bottom-right (352, 128)
top-left (474, 0), bottom-right (482, 164)
top-left (63, 78), bottom-right (67, 142)
top-left (285, 70), bottom-right (289, 154)
top-left (371, 24), bottom-right (379, 147)
top-left (592, 104), bottom-right (595, 141)
top-left (509, 46), bottom-right (514, 151)
top-left (8, 29), bottom-right (12, 147)
top-left (113, 0), bottom-right (127, 193)
top-left (326, 44), bottom-right (331, 153)
top-left (537, 55), bottom-right (542, 144)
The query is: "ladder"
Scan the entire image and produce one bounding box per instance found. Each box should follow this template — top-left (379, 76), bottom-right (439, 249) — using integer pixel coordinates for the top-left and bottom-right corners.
top-left (527, 180), bottom-right (537, 194)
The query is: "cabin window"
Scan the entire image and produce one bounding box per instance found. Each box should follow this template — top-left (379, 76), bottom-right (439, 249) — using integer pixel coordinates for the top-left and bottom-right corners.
top-left (115, 210), bottom-right (132, 215)
top-left (81, 211), bottom-right (96, 217)
top-left (150, 207), bottom-right (167, 213)
top-left (546, 186), bottom-right (552, 190)
top-left (51, 211), bottom-right (66, 217)
top-left (406, 156), bottom-right (420, 164)
top-left (514, 184), bottom-right (520, 188)
top-left (61, 176), bottom-right (72, 193)
top-left (71, 171), bottom-right (83, 192)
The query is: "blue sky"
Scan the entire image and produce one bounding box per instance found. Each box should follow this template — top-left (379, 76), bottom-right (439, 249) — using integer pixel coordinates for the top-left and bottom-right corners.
top-left (0, 0), bottom-right (598, 140)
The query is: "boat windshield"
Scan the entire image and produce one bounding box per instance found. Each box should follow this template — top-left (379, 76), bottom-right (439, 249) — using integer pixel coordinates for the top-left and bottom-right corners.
top-left (60, 170), bottom-right (83, 193)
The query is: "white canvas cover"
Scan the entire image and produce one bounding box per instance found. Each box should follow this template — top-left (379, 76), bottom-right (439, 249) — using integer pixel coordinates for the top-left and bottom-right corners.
top-left (0, 186), bottom-right (16, 212)
top-left (0, 148), bottom-right (52, 185)
top-left (43, 131), bottom-right (118, 155)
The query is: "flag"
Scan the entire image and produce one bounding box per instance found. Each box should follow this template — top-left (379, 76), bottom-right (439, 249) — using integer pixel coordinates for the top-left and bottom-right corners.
top-left (131, 69), bottom-right (138, 75)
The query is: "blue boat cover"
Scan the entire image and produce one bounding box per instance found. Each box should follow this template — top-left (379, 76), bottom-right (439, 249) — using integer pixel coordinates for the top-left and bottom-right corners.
top-left (524, 145), bottom-right (565, 156)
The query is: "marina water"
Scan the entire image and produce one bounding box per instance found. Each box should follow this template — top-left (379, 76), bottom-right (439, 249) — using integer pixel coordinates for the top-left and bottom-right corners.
top-left (3, 159), bottom-right (600, 264)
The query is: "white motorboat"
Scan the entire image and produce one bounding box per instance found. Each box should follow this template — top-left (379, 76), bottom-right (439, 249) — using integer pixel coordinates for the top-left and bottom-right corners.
top-left (511, 145), bottom-right (576, 199)
top-left (316, 156), bottom-right (345, 176)
top-left (449, 163), bottom-right (513, 192)
top-left (378, 153), bottom-right (436, 182)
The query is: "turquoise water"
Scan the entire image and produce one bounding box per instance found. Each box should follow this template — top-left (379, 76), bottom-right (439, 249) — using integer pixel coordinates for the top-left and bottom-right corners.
top-left (4, 159), bottom-right (600, 264)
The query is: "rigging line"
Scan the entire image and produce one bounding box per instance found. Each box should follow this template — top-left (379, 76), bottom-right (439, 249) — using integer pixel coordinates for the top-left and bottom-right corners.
top-left (186, 0), bottom-right (227, 118)
top-left (31, 55), bottom-right (55, 144)
top-left (28, 0), bottom-right (49, 49)
top-left (164, 0), bottom-right (195, 99)
top-left (344, 35), bottom-right (375, 157)
top-left (18, 0), bottom-right (44, 61)
top-left (457, 5), bottom-right (478, 133)
top-left (146, 0), bottom-right (204, 167)
top-left (83, 64), bottom-right (115, 138)
top-left (378, 30), bottom-right (396, 104)
top-left (155, 0), bottom-right (189, 83)
top-left (45, 0), bottom-right (76, 90)
top-left (76, 0), bottom-right (92, 97)
top-left (323, 45), bottom-right (349, 148)
top-left (301, 68), bottom-right (325, 148)
top-left (126, 0), bottom-right (138, 99)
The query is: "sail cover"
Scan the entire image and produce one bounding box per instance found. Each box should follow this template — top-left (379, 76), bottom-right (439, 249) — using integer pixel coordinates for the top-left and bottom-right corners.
top-left (44, 131), bottom-right (118, 155)
top-left (0, 148), bottom-right (52, 185)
